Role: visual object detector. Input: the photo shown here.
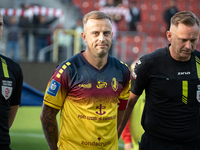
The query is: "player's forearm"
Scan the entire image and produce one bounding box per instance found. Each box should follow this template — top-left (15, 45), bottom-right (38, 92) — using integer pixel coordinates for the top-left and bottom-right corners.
top-left (117, 110), bottom-right (125, 128)
top-left (124, 143), bottom-right (133, 150)
top-left (9, 105), bottom-right (19, 128)
top-left (40, 104), bottom-right (59, 150)
top-left (118, 106), bottom-right (133, 139)
top-left (118, 93), bottom-right (139, 138)
top-left (42, 119), bottom-right (58, 150)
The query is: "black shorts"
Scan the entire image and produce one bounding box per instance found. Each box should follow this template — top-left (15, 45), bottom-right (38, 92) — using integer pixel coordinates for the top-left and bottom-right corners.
top-left (139, 132), bottom-right (200, 150)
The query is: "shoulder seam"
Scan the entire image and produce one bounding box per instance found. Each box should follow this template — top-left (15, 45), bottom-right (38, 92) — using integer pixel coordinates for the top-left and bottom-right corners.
top-left (144, 47), bottom-right (168, 60)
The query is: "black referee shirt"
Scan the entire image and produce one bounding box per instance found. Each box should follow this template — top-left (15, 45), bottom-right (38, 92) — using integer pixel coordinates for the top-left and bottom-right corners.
top-left (131, 46), bottom-right (200, 142)
top-left (0, 54), bottom-right (23, 145)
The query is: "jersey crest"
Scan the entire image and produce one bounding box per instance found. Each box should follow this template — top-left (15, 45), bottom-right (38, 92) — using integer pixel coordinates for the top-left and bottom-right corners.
top-left (111, 78), bottom-right (118, 91)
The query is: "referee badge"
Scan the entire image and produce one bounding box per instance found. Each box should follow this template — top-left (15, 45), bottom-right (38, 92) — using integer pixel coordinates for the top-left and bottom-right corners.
top-left (197, 85), bottom-right (200, 102)
top-left (1, 80), bottom-right (13, 100)
top-left (2, 86), bottom-right (13, 100)
top-left (197, 90), bottom-right (200, 103)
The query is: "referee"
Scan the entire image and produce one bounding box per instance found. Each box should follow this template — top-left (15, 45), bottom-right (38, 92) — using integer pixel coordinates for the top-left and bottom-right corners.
top-left (0, 13), bottom-right (23, 150)
top-left (118, 11), bottom-right (200, 150)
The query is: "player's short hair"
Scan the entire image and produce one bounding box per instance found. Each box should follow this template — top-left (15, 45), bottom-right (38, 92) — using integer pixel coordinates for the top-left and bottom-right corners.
top-left (171, 11), bottom-right (200, 28)
top-left (83, 11), bottom-right (112, 26)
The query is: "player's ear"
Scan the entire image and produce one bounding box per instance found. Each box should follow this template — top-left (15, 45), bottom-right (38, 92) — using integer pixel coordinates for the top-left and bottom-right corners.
top-left (166, 31), bottom-right (172, 43)
top-left (81, 32), bottom-right (87, 43)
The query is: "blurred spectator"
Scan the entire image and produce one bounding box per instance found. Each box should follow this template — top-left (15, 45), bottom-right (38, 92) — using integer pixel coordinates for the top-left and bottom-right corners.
top-left (105, 0), bottom-right (115, 6)
top-left (33, 15), bottom-right (57, 62)
top-left (128, 0), bottom-right (141, 31)
top-left (4, 16), bottom-right (20, 61)
top-left (109, 14), bottom-right (118, 56)
top-left (19, 3), bottom-right (32, 58)
top-left (100, 0), bottom-right (122, 6)
top-left (74, 19), bottom-right (86, 50)
top-left (61, 0), bottom-right (71, 3)
top-left (164, 0), bottom-right (179, 31)
top-left (53, 23), bottom-right (73, 61)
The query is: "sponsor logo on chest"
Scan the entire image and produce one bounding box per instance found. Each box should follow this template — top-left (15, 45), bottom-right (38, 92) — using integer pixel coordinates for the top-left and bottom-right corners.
top-left (178, 72), bottom-right (191, 75)
top-left (79, 78), bottom-right (119, 91)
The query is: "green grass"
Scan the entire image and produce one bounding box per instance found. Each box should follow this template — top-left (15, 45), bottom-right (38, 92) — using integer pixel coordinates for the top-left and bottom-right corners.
top-left (10, 106), bottom-right (124, 150)
top-left (10, 106), bottom-right (48, 150)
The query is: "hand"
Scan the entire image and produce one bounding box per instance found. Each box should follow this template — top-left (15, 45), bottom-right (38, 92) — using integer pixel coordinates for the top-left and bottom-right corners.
top-left (124, 142), bottom-right (133, 150)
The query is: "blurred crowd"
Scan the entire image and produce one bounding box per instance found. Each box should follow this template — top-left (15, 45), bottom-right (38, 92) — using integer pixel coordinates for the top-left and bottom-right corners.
top-left (1, 0), bottom-right (180, 63)
top-left (2, 2), bottom-right (85, 62)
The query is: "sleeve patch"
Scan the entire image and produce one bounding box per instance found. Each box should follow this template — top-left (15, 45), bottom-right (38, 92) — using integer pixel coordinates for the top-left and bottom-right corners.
top-left (132, 70), bottom-right (137, 79)
top-left (47, 79), bottom-right (61, 97)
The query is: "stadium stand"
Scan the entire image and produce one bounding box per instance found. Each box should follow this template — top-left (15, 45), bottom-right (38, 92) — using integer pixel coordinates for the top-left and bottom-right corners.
top-left (0, 0), bottom-right (200, 92)
top-left (69, 0), bottom-right (200, 64)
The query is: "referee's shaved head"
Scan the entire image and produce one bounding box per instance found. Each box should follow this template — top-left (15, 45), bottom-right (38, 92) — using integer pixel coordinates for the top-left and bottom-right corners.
top-left (170, 11), bottom-right (200, 29)
top-left (167, 11), bottom-right (200, 61)
top-left (169, 11), bottom-right (200, 36)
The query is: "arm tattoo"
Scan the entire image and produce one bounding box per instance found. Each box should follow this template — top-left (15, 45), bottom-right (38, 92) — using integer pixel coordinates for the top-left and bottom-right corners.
top-left (41, 104), bottom-right (59, 150)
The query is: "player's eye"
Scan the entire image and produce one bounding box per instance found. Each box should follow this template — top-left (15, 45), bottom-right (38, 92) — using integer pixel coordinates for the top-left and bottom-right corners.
top-left (182, 39), bottom-right (187, 42)
top-left (104, 31), bottom-right (111, 36)
top-left (93, 32), bottom-right (99, 35)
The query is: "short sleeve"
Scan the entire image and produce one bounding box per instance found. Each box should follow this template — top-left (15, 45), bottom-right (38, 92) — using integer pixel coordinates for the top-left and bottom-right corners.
top-left (10, 66), bottom-right (23, 106)
top-left (43, 64), bottom-right (69, 109)
top-left (131, 57), bottom-right (148, 96)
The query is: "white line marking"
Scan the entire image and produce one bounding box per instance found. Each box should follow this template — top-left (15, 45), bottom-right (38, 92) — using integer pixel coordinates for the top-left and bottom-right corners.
top-left (10, 133), bottom-right (45, 138)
